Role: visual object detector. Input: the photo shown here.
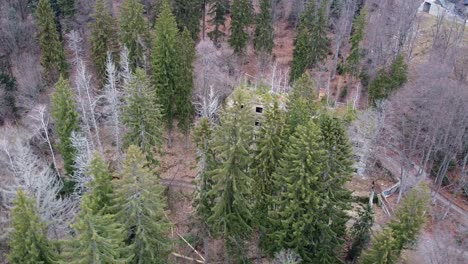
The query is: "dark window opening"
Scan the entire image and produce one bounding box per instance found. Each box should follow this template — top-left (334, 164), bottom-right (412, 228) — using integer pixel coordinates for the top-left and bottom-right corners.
top-left (423, 2), bottom-right (431, 13)
top-left (255, 107), bottom-right (263, 113)
top-left (255, 120), bottom-right (261, 126)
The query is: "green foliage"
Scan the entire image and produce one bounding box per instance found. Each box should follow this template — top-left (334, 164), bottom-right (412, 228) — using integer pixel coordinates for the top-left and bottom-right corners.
top-left (86, 153), bottom-right (114, 214)
top-left (113, 145), bottom-right (172, 263)
top-left (346, 8), bottom-right (367, 76)
top-left (7, 190), bottom-right (57, 264)
top-left (360, 184), bottom-right (430, 264)
top-left (176, 28), bottom-right (196, 134)
top-left (290, 27), bottom-right (312, 82)
top-left (152, 0), bottom-right (179, 130)
top-left (63, 193), bottom-right (133, 264)
top-left (36, 0), bottom-right (67, 80)
top-left (90, 0), bottom-right (119, 83)
top-left (252, 99), bottom-right (288, 250)
top-left (173, 0), bottom-right (203, 40)
top-left (388, 184), bottom-right (430, 251)
top-left (347, 204), bottom-right (374, 261)
top-left (290, 0), bottom-right (330, 82)
top-left (119, 0), bottom-right (150, 69)
top-left (193, 118), bottom-right (216, 223)
top-left (51, 76), bottom-right (79, 175)
top-left (122, 68), bottom-right (163, 165)
top-left (229, 0), bottom-right (253, 53)
top-left (58, 0), bottom-right (75, 17)
top-left (360, 229), bottom-right (399, 264)
top-left (207, 89), bottom-right (254, 258)
top-left (369, 54), bottom-right (408, 104)
top-left (0, 71), bottom-right (18, 119)
top-left (207, 0), bottom-right (229, 46)
top-left (287, 73), bottom-right (318, 130)
top-left (254, 0), bottom-right (274, 54)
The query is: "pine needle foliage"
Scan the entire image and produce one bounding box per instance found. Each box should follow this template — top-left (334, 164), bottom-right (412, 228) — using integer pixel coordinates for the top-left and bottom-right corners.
top-left (207, 89), bottom-right (255, 259)
top-left (7, 190), bottom-right (57, 264)
top-left (51, 76), bottom-right (79, 175)
top-left (229, 0), bottom-right (253, 53)
top-left (122, 68), bottom-right (163, 165)
top-left (36, 0), bottom-right (67, 80)
top-left (173, 0), bottom-right (203, 40)
top-left (90, 0), bottom-right (119, 83)
top-left (119, 0), bottom-right (150, 69)
top-left (113, 146), bottom-right (172, 264)
top-left (287, 73), bottom-right (318, 131)
top-left (347, 204), bottom-right (374, 261)
top-left (207, 0), bottom-right (229, 46)
top-left (346, 8), bottom-right (367, 76)
top-left (369, 54), bottom-right (408, 105)
top-left (254, 0), bottom-right (274, 54)
top-left (86, 153), bottom-right (114, 214)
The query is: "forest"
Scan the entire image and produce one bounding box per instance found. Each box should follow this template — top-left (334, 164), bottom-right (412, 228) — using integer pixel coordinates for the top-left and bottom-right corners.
top-left (0, 0), bottom-right (467, 263)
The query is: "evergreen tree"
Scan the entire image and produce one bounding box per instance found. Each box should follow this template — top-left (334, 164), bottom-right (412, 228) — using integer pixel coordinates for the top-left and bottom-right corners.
top-left (308, 0), bottom-right (330, 69)
top-left (153, 0), bottom-right (182, 143)
top-left (360, 184), bottom-right (430, 264)
top-left (65, 203), bottom-right (131, 263)
top-left (173, 0), bottom-right (203, 40)
top-left (266, 121), bottom-right (328, 262)
top-left (253, 99), bottom-right (287, 228)
top-left (346, 8), bottom-right (367, 76)
top-left (7, 190), bottom-right (57, 264)
top-left (207, 0), bottom-right (229, 46)
top-left (388, 183), bottom-right (430, 252)
top-left (193, 117), bottom-right (216, 223)
top-left (176, 28), bottom-right (196, 134)
top-left (287, 73), bottom-right (318, 130)
top-left (86, 153), bottom-right (114, 214)
top-left (360, 229), bottom-right (399, 264)
top-left (290, 27), bottom-right (312, 82)
top-left (119, 0), bottom-right (150, 69)
top-left (347, 204), bottom-right (373, 262)
top-left (51, 76), bottom-right (79, 175)
top-left (58, 0), bottom-right (75, 17)
top-left (122, 68), bottom-right (163, 165)
top-left (113, 145), bottom-right (171, 263)
top-left (229, 0), bottom-right (253, 53)
top-left (36, 0), bottom-right (67, 80)
top-left (90, 0), bottom-right (119, 83)
top-left (254, 0), bottom-right (274, 54)
top-left (208, 89), bottom-right (254, 260)
top-left (369, 54), bottom-right (408, 105)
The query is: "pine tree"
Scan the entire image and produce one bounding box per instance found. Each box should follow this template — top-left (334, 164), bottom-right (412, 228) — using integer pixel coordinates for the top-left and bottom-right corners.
top-left (176, 28), bottom-right (196, 134)
top-left (360, 229), bottom-right (399, 264)
top-left (58, 0), bottom-right (75, 17)
top-left (64, 193), bottom-right (131, 263)
top-left (122, 68), bottom-right (163, 165)
top-left (193, 117), bottom-right (216, 222)
top-left (290, 27), bottom-right (312, 82)
top-left (369, 54), bottom-right (408, 105)
top-left (51, 76), bottom-right (79, 175)
top-left (253, 99), bottom-right (287, 229)
top-left (173, 0), bottom-right (203, 40)
top-left (36, 0), bottom-right (67, 80)
top-left (113, 145), bottom-right (171, 263)
top-left (347, 204), bottom-right (373, 262)
top-left (360, 184), bottom-right (430, 264)
top-left (7, 190), bottom-right (57, 264)
top-left (119, 0), bottom-right (150, 69)
top-left (208, 89), bottom-right (254, 260)
top-left (229, 0), bottom-right (253, 53)
top-left (388, 183), bottom-right (430, 252)
top-left (346, 8), bottom-right (367, 76)
top-left (309, 0), bottom-right (330, 69)
top-left (86, 153), bottom-right (114, 214)
top-left (207, 0), bottom-right (229, 46)
top-left (266, 120), bottom-right (328, 262)
top-left (152, 0), bottom-right (182, 143)
top-left (254, 0), bottom-right (274, 54)
top-left (287, 73), bottom-right (318, 130)
top-left (90, 0), bottom-right (119, 83)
